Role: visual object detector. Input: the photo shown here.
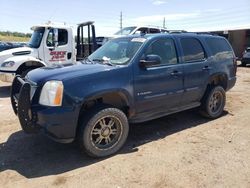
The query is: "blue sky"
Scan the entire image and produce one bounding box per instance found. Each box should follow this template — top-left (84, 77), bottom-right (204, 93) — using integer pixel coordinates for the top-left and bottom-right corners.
top-left (0, 0), bottom-right (250, 36)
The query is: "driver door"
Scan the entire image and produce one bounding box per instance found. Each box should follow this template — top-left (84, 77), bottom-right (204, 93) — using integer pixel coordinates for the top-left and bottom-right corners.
top-left (43, 28), bottom-right (73, 65)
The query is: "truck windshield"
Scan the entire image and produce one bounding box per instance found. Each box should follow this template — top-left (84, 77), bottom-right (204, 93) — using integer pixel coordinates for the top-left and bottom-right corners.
top-left (28, 27), bottom-right (45, 48)
top-left (89, 37), bottom-right (146, 65)
top-left (114, 27), bottom-right (136, 35)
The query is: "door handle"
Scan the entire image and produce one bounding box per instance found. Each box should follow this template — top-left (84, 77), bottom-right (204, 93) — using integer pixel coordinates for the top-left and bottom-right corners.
top-left (170, 70), bottom-right (183, 76)
top-left (202, 66), bottom-right (212, 71)
top-left (67, 52), bottom-right (72, 60)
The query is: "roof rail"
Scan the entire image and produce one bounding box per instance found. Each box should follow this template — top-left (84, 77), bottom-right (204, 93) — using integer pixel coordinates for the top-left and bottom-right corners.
top-left (167, 30), bottom-right (187, 33)
top-left (195, 32), bottom-right (218, 36)
top-left (168, 31), bottom-right (219, 36)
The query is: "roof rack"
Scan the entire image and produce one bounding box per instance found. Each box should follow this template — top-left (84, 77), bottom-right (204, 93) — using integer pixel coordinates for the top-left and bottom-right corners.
top-left (167, 31), bottom-right (219, 36)
top-left (195, 32), bottom-right (218, 36)
top-left (167, 30), bottom-right (187, 33)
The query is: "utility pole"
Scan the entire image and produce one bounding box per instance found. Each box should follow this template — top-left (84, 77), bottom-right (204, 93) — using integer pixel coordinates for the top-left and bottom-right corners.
top-left (163, 17), bottom-right (166, 28)
top-left (120, 11), bottom-right (123, 33)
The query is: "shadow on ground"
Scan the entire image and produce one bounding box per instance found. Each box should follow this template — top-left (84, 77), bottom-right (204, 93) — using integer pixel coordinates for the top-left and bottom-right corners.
top-left (0, 85), bottom-right (11, 98)
top-left (0, 109), bottom-right (228, 178)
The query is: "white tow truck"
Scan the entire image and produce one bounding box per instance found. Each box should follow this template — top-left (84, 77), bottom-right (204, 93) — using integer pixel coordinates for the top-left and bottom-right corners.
top-left (0, 21), bottom-right (97, 82)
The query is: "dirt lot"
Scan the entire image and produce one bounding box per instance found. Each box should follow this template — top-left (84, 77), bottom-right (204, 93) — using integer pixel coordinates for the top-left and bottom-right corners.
top-left (0, 67), bottom-right (250, 188)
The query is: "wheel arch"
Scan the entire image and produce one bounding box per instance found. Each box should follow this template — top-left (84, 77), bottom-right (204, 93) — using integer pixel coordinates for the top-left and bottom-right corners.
top-left (16, 60), bottom-right (45, 75)
top-left (75, 90), bottom-right (133, 138)
top-left (201, 73), bottom-right (228, 103)
top-left (207, 73), bottom-right (228, 91)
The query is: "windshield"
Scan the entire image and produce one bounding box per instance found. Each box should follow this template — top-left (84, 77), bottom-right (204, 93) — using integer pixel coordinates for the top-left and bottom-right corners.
top-left (88, 37), bottom-right (146, 65)
top-left (28, 27), bottom-right (45, 48)
top-left (114, 27), bottom-right (136, 35)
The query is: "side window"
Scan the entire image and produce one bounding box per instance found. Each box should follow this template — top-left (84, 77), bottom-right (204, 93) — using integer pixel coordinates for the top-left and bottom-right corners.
top-left (149, 28), bottom-right (160, 33)
top-left (58, 29), bottom-right (68, 46)
top-left (206, 38), bottom-right (234, 61)
top-left (46, 29), bottom-right (54, 47)
top-left (181, 38), bottom-right (205, 62)
top-left (145, 38), bottom-right (178, 65)
top-left (136, 27), bottom-right (149, 34)
top-left (46, 29), bottom-right (68, 47)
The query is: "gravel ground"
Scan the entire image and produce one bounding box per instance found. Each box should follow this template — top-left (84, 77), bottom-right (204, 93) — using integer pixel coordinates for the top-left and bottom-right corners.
top-left (0, 67), bottom-right (250, 188)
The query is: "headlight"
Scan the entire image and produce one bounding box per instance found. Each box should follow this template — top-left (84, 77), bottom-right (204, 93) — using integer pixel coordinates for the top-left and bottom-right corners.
top-left (1, 61), bottom-right (15, 67)
top-left (39, 81), bottom-right (64, 106)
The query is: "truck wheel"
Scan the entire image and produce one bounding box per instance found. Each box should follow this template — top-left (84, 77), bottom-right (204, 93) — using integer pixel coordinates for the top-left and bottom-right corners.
top-left (20, 68), bottom-right (33, 78)
top-left (200, 86), bottom-right (226, 119)
top-left (78, 104), bottom-right (129, 157)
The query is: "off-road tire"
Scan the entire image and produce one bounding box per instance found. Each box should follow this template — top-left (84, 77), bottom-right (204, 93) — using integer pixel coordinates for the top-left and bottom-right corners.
top-left (78, 104), bottom-right (129, 157)
top-left (20, 68), bottom-right (33, 78)
top-left (200, 86), bottom-right (226, 119)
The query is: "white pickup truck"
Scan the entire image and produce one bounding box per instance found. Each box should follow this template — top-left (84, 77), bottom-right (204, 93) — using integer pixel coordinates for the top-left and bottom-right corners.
top-left (0, 21), bottom-right (97, 82)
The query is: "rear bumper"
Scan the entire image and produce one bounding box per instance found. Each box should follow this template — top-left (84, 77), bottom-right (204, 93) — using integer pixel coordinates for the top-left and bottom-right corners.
top-left (11, 76), bottom-right (78, 143)
top-left (226, 76), bottom-right (236, 91)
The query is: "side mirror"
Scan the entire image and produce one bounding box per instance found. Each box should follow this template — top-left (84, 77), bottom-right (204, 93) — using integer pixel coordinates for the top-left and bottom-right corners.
top-left (140, 54), bottom-right (161, 68)
top-left (53, 28), bottom-right (58, 47)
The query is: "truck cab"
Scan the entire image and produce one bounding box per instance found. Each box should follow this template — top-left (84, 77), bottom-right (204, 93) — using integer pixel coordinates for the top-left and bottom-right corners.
top-left (0, 21), bottom-right (97, 82)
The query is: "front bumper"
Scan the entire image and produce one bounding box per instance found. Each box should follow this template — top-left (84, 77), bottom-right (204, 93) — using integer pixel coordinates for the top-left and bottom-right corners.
top-left (11, 76), bottom-right (78, 143)
top-left (0, 71), bottom-right (15, 82)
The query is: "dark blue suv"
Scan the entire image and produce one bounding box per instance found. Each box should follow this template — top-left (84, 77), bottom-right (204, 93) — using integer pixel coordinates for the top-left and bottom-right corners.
top-left (11, 33), bottom-right (237, 157)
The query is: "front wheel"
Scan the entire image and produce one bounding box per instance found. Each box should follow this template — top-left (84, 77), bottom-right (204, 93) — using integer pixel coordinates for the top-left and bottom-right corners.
top-left (200, 86), bottom-right (226, 119)
top-left (78, 104), bottom-right (129, 157)
top-left (20, 68), bottom-right (33, 78)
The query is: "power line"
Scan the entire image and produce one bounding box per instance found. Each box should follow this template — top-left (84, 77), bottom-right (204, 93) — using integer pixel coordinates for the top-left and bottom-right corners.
top-left (120, 11), bottom-right (123, 31)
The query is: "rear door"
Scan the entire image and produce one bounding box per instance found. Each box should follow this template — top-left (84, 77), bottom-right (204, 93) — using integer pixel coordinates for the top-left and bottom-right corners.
top-left (179, 37), bottom-right (210, 106)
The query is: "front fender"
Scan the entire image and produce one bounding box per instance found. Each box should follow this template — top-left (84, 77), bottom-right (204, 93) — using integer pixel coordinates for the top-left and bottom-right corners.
top-left (1, 56), bottom-right (46, 72)
top-left (84, 88), bottom-right (134, 107)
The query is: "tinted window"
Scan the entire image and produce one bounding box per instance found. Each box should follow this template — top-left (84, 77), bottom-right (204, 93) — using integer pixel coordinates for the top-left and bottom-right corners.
top-left (206, 38), bottom-right (234, 61)
top-left (58, 29), bottom-right (68, 46)
top-left (145, 38), bottom-right (178, 65)
top-left (181, 38), bottom-right (205, 62)
top-left (149, 28), bottom-right (160, 33)
top-left (137, 27), bottom-right (149, 34)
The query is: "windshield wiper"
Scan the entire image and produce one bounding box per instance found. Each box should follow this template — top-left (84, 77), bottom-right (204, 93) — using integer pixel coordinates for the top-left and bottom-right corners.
top-left (81, 57), bottom-right (95, 64)
top-left (92, 58), bottom-right (114, 66)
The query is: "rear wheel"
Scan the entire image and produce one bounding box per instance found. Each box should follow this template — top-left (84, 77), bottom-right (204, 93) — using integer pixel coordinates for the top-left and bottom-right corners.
top-left (78, 104), bottom-right (129, 157)
top-left (200, 86), bottom-right (226, 119)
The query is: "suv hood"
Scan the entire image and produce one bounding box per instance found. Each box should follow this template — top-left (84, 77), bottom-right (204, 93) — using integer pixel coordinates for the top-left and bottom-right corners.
top-left (27, 62), bottom-right (116, 85)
